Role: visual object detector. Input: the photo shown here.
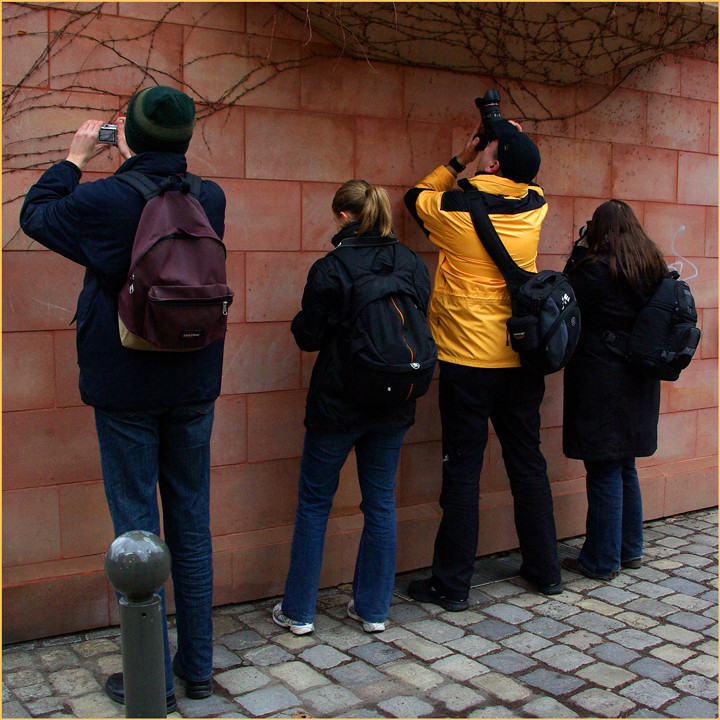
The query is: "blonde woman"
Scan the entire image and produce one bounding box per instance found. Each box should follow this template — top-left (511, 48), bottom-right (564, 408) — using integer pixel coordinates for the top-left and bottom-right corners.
top-left (272, 180), bottom-right (433, 634)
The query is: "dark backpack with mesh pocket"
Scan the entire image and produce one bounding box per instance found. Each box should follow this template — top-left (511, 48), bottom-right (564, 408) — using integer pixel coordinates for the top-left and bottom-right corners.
top-left (603, 271), bottom-right (700, 381)
top-left (333, 242), bottom-right (437, 409)
top-left (115, 171), bottom-right (233, 351)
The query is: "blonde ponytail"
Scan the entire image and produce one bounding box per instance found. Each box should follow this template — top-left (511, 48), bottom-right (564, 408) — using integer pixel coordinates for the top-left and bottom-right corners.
top-left (332, 180), bottom-right (392, 237)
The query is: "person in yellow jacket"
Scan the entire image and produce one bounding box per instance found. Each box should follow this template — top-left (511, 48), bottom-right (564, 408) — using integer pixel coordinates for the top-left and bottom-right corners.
top-left (404, 117), bottom-right (562, 610)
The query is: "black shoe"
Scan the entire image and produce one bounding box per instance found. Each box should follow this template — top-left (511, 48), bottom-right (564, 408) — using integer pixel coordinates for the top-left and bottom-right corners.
top-left (562, 557), bottom-right (618, 581)
top-left (519, 569), bottom-right (563, 596)
top-left (407, 578), bottom-right (469, 612)
top-left (104, 672), bottom-right (178, 713)
top-left (622, 558), bottom-right (642, 569)
top-left (172, 655), bottom-right (213, 699)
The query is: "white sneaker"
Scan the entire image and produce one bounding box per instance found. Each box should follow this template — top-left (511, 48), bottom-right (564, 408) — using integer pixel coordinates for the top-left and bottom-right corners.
top-left (347, 601), bottom-right (386, 633)
top-left (272, 602), bottom-right (314, 635)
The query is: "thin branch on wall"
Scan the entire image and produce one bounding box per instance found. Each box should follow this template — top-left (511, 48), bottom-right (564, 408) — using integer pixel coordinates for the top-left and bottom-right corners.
top-left (2, 2), bottom-right (717, 179)
top-left (2, 2), bottom-right (308, 174)
top-left (279, 2), bottom-right (718, 121)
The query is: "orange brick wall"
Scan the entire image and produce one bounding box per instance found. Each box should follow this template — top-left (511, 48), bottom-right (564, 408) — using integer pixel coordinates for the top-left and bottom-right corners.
top-left (2, 3), bottom-right (717, 643)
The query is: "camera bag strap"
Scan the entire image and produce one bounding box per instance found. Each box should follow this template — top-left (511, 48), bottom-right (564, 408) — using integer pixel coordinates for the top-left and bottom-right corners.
top-left (457, 180), bottom-right (582, 376)
top-left (457, 178), bottom-right (532, 292)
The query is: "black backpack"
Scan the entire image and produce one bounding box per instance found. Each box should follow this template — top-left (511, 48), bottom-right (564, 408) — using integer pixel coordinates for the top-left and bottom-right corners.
top-left (603, 271), bottom-right (700, 381)
top-left (459, 180), bottom-right (581, 375)
top-left (332, 241), bottom-right (437, 409)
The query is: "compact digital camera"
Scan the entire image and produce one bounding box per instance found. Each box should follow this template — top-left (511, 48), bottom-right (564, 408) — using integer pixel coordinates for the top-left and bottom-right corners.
top-left (98, 124), bottom-right (118, 144)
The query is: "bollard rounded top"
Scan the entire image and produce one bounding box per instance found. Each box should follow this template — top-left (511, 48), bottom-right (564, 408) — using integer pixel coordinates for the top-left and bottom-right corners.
top-left (104, 531), bottom-right (171, 599)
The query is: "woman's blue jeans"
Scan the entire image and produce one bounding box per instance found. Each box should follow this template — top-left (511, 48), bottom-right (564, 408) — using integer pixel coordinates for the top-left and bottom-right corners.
top-left (579, 457), bottom-right (644, 577)
top-left (95, 402), bottom-right (215, 696)
top-left (282, 426), bottom-right (407, 624)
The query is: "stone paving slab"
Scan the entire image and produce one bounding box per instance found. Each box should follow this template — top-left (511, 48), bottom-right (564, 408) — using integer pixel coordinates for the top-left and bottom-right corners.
top-left (2, 508), bottom-right (718, 718)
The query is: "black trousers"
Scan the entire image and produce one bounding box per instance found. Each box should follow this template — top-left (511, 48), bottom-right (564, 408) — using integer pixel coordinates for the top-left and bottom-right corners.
top-left (431, 362), bottom-right (561, 599)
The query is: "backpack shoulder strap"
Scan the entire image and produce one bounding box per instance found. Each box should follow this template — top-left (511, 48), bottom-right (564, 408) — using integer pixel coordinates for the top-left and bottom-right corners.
top-left (601, 328), bottom-right (631, 359)
top-left (183, 172), bottom-right (203, 200)
top-left (115, 171), bottom-right (204, 201)
top-left (602, 271), bottom-right (675, 359)
top-left (458, 178), bottom-right (531, 290)
top-left (114, 170), bottom-right (161, 201)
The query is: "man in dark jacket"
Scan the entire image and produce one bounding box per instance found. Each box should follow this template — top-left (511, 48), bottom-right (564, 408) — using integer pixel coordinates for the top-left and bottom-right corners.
top-left (20, 86), bottom-right (226, 711)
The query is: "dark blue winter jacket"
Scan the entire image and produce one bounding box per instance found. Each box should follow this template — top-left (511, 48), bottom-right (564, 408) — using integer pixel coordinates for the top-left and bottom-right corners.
top-left (19, 152), bottom-right (227, 410)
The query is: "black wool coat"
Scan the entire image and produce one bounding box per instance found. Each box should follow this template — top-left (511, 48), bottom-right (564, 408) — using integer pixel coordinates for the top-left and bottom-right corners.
top-left (562, 249), bottom-right (661, 461)
top-left (292, 221), bottom-right (432, 433)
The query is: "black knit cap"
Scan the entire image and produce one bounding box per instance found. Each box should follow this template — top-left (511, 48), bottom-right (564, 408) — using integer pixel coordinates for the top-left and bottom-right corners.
top-left (492, 120), bottom-right (541, 184)
top-left (124, 86), bottom-right (195, 155)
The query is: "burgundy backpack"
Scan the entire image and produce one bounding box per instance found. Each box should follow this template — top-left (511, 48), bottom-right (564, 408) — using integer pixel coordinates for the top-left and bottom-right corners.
top-left (115, 171), bottom-right (233, 351)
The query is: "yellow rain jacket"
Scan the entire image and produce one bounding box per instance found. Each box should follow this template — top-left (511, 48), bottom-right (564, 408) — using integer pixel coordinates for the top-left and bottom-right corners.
top-left (405, 166), bottom-right (548, 368)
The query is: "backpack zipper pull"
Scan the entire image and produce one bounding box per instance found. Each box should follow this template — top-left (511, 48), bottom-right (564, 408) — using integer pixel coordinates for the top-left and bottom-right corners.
top-left (128, 274), bottom-right (135, 294)
top-left (222, 301), bottom-right (229, 316)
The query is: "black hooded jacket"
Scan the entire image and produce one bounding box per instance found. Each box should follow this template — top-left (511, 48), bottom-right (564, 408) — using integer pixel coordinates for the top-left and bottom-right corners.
top-left (292, 221), bottom-right (432, 432)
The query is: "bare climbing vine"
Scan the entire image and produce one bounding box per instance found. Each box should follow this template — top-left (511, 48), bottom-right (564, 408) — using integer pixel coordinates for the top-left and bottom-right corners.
top-left (4, 1), bottom-right (717, 162)
top-left (2, 1), bottom-right (717, 242)
top-left (279, 2), bottom-right (718, 122)
top-left (2, 2), bottom-right (309, 172)
top-left (2, 1), bottom-right (307, 246)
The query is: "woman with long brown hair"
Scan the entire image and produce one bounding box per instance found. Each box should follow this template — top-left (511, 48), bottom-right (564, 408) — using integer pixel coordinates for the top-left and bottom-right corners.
top-left (562, 199), bottom-right (667, 580)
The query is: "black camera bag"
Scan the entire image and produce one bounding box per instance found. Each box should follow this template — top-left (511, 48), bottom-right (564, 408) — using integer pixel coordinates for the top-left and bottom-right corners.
top-left (458, 179), bottom-right (580, 375)
top-left (602, 270), bottom-right (700, 381)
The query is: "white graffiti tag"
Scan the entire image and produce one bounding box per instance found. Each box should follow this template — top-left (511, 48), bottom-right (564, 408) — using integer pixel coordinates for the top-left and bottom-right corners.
top-left (666, 224), bottom-right (699, 281)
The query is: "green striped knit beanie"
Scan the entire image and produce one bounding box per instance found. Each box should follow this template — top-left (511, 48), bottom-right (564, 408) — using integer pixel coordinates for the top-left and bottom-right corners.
top-left (125, 86), bottom-right (195, 155)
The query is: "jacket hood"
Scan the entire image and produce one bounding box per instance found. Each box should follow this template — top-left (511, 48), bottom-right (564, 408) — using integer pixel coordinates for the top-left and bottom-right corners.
top-left (331, 220), bottom-right (397, 248)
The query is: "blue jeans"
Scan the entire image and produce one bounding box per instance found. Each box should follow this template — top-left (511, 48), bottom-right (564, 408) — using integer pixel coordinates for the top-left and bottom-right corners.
top-left (95, 402), bottom-right (215, 695)
top-left (282, 426), bottom-right (407, 624)
top-left (579, 458), bottom-right (643, 577)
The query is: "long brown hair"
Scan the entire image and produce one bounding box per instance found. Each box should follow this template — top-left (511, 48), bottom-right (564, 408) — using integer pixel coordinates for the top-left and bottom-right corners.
top-left (331, 180), bottom-right (392, 237)
top-left (586, 199), bottom-right (667, 293)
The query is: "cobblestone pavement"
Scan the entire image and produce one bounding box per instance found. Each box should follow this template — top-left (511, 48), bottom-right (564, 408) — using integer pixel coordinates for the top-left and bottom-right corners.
top-left (3, 508), bottom-right (718, 719)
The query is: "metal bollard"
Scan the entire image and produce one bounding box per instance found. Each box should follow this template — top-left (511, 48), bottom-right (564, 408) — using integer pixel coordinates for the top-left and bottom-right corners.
top-left (105, 531), bottom-right (171, 719)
